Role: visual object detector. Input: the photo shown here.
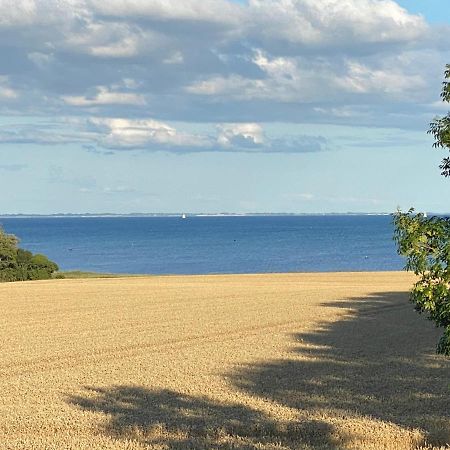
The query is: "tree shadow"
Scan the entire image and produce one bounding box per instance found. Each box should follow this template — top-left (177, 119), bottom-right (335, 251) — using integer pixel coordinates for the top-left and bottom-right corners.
top-left (232, 291), bottom-right (450, 447)
top-left (69, 386), bottom-right (338, 449)
top-left (68, 290), bottom-right (450, 449)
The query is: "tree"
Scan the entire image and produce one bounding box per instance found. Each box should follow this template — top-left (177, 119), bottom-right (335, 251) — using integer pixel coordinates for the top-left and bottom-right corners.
top-left (393, 65), bottom-right (450, 356)
top-left (428, 64), bottom-right (450, 176)
top-left (0, 226), bottom-right (59, 282)
top-left (29, 253), bottom-right (59, 279)
top-left (0, 227), bottom-right (19, 281)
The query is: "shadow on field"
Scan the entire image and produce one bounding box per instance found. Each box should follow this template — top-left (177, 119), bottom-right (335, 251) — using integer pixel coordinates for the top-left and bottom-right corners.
top-left (69, 291), bottom-right (450, 449)
top-left (69, 386), bottom-right (337, 449)
top-left (233, 291), bottom-right (450, 447)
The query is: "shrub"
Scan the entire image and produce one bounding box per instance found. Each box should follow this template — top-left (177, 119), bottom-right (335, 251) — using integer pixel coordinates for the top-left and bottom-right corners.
top-left (0, 227), bottom-right (59, 282)
top-left (0, 268), bottom-right (19, 282)
top-left (30, 254), bottom-right (59, 273)
top-left (0, 227), bottom-right (19, 271)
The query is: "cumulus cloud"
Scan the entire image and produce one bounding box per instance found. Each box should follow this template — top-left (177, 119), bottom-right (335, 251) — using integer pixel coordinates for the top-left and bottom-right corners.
top-left (88, 0), bottom-right (243, 25)
top-left (186, 52), bottom-right (326, 102)
top-left (0, 116), bottom-right (327, 154)
top-left (187, 49), bottom-right (431, 105)
top-left (216, 122), bottom-right (327, 153)
top-left (87, 117), bottom-right (212, 150)
top-left (247, 0), bottom-right (427, 50)
top-left (62, 85), bottom-right (146, 106)
top-left (337, 61), bottom-right (426, 95)
top-left (0, 122), bottom-right (87, 145)
top-left (0, 0), bottom-right (448, 138)
top-left (86, 118), bottom-right (327, 153)
top-left (217, 123), bottom-right (265, 148)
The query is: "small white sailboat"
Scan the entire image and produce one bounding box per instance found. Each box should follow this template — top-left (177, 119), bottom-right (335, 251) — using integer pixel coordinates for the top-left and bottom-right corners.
top-left (181, 213), bottom-right (187, 219)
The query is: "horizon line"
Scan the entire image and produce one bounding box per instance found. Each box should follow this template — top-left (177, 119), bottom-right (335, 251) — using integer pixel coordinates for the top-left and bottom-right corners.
top-left (0, 211), bottom-right (423, 218)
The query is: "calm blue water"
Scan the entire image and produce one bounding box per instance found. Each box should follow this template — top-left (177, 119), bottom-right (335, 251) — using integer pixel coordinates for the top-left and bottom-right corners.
top-left (0, 216), bottom-right (404, 274)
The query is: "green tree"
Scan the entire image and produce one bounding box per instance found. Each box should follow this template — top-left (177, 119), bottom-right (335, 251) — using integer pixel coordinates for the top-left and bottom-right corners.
top-left (0, 227), bottom-right (19, 281)
top-left (428, 64), bottom-right (450, 176)
top-left (29, 253), bottom-right (59, 279)
top-left (0, 226), bottom-right (59, 282)
top-left (394, 65), bottom-right (450, 355)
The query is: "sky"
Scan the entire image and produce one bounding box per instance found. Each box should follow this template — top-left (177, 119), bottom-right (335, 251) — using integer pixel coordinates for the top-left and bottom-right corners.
top-left (0, 0), bottom-right (449, 214)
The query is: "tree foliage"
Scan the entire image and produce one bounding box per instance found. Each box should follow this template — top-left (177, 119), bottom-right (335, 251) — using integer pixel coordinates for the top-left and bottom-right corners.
top-left (0, 228), bottom-right (19, 271)
top-left (394, 65), bottom-right (450, 355)
top-left (393, 211), bottom-right (450, 355)
top-left (0, 226), bottom-right (59, 282)
top-left (428, 64), bottom-right (450, 176)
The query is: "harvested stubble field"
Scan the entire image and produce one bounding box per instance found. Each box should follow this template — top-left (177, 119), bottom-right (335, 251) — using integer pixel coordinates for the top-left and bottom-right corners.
top-left (1, 272), bottom-right (449, 450)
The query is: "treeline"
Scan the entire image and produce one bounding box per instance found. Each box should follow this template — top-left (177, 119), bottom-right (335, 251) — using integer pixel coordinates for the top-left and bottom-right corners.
top-left (0, 227), bottom-right (59, 282)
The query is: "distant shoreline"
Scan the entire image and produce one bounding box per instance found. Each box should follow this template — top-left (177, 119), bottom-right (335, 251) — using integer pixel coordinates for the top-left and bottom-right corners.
top-left (0, 212), bottom-right (395, 219)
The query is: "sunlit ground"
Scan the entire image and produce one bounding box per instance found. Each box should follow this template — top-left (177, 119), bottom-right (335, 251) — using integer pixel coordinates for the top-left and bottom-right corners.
top-left (0, 272), bottom-right (448, 449)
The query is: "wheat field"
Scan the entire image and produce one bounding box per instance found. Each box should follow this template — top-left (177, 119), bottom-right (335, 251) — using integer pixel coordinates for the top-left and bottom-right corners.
top-left (1, 272), bottom-right (449, 449)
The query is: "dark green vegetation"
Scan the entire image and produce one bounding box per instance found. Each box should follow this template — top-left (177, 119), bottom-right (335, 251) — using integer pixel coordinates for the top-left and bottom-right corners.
top-left (394, 65), bottom-right (450, 355)
top-left (0, 227), bottom-right (59, 282)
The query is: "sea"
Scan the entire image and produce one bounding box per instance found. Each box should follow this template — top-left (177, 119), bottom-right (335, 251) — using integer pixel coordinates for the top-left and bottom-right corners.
top-left (0, 215), bottom-right (405, 275)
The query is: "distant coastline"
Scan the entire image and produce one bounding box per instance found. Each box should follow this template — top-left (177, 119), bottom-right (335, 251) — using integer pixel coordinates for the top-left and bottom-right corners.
top-left (0, 212), bottom-right (395, 219)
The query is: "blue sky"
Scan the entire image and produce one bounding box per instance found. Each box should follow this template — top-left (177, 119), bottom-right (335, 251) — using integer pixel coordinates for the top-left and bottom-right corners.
top-left (0, 0), bottom-right (449, 214)
top-left (395, 0), bottom-right (450, 23)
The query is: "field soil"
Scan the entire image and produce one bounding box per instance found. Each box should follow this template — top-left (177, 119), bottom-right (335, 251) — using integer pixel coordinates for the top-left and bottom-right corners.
top-left (0, 272), bottom-right (449, 449)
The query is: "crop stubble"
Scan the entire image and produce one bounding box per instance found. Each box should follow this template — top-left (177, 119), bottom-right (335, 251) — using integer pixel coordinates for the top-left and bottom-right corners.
top-left (0, 272), bottom-right (449, 449)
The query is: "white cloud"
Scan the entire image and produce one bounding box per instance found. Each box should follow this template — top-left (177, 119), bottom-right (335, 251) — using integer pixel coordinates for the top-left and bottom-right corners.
top-left (88, 0), bottom-right (243, 25)
top-left (63, 21), bottom-right (148, 58)
top-left (163, 51), bottom-right (184, 65)
top-left (0, 0), bottom-right (36, 27)
top-left (89, 117), bottom-right (211, 149)
top-left (313, 106), bottom-right (361, 118)
top-left (0, 0), bottom-right (447, 131)
top-left (187, 48), bottom-right (434, 105)
top-left (62, 86), bottom-right (146, 106)
top-left (337, 61), bottom-right (426, 95)
top-left (217, 123), bottom-right (265, 148)
top-left (186, 51), bottom-right (316, 101)
top-left (186, 74), bottom-right (260, 97)
top-left (248, 0), bottom-right (427, 47)
top-left (0, 116), bottom-right (327, 154)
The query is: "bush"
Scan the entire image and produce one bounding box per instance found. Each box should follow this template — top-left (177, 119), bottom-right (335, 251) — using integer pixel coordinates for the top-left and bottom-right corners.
top-left (27, 268), bottom-right (55, 281)
top-left (0, 268), bottom-right (19, 282)
top-left (0, 227), bottom-right (59, 283)
top-left (0, 227), bottom-right (19, 271)
top-left (30, 254), bottom-right (59, 273)
top-left (17, 248), bottom-right (32, 265)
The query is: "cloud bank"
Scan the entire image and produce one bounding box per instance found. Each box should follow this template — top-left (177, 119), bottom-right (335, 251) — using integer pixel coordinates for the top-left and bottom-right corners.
top-left (0, 0), bottom-right (448, 152)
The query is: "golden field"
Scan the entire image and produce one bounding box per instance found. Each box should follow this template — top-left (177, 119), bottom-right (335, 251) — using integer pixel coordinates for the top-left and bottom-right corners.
top-left (0, 272), bottom-right (449, 450)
